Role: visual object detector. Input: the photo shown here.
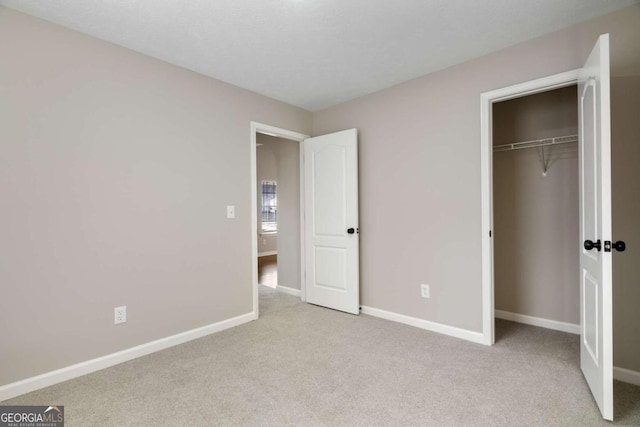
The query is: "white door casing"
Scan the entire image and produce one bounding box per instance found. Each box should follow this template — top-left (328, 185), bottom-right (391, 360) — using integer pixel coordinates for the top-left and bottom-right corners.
top-left (578, 34), bottom-right (613, 421)
top-left (304, 129), bottom-right (360, 314)
top-left (480, 68), bottom-right (581, 346)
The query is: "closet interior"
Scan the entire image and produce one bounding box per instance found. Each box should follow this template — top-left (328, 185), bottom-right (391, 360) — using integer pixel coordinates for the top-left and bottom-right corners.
top-left (492, 84), bottom-right (580, 334)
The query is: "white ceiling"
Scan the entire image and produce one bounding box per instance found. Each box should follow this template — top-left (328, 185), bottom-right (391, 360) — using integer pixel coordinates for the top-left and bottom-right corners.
top-left (1, 0), bottom-right (638, 111)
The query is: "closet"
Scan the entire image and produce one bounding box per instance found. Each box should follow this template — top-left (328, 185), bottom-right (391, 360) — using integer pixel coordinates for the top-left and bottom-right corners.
top-left (492, 85), bottom-right (579, 333)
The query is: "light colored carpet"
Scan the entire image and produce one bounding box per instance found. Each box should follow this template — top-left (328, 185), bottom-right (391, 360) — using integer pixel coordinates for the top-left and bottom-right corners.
top-left (3, 286), bottom-right (639, 426)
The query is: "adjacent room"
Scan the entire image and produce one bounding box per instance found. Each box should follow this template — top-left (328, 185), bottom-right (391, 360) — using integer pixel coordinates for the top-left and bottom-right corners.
top-left (1, 0), bottom-right (639, 425)
top-left (255, 132), bottom-right (302, 310)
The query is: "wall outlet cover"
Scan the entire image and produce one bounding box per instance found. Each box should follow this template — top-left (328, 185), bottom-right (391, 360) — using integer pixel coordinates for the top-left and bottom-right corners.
top-left (114, 306), bottom-right (127, 325)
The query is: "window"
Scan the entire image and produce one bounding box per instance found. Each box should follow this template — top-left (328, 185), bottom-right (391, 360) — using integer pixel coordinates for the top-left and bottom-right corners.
top-left (261, 180), bottom-right (277, 233)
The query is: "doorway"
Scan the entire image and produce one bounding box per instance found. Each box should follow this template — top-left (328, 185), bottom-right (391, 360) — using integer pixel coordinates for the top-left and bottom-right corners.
top-left (250, 122), bottom-right (308, 319)
top-left (255, 132), bottom-right (302, 295)
top-left (492, 84), bottom-right (580, 337)
top-left (483, 35), bottom-right (617, 421)
top-left (479, 69), bottom-right (581, 345)
top-left (250, 123), bottom-right (361, 318)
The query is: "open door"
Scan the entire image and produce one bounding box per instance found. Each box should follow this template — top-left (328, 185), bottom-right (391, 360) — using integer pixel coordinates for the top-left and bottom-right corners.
top-left (304, 129), bottom-right (359, 314)
top-left (578, 34), bottom-right (613, 421)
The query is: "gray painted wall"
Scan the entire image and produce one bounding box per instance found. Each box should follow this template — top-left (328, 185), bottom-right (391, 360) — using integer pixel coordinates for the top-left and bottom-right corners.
top-left (611, 76), bottom-right (640, 372)
top-left (493, 86), bottom-right (579, 324)
top-left (312, 6), bottom-right (640, 370)
top-left (0, 7), bottom-right (311, 386)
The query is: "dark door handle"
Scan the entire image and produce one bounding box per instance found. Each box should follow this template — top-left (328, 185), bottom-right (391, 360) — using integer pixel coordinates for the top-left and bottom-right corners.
top-left (612, 241), bottom-right (626, 252)
top-left (584, 239), bottom-right (601, 251)
top-left (347, 228), bottom-right (355, 234)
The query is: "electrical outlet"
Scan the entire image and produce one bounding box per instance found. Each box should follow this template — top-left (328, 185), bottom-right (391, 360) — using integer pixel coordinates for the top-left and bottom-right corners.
top-left (226, 205), bottom-right (235, 219)
top-left (114, 306), bottom-right (127, 325)
top-left (421, 284), bottom-right (430, 299)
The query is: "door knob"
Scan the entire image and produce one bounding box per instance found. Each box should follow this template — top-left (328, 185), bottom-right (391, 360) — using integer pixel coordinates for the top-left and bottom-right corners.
top-left (603, 240), bottom-right (626, 252)
top-left (584, 239), bottom-right (601, 251)
top-left (612, 241), bottom-right (626, 252)
top-left (347, 228), bottom-right (355, 234)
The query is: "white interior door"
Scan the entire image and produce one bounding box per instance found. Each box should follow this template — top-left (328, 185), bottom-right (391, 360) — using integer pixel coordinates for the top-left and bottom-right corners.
top-left (578, 34), bottom-right (613, 421)
top-left (304, 129), bottom-right (359, 314)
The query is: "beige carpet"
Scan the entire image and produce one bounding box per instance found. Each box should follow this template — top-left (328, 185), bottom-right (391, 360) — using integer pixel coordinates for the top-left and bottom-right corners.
top-left (3, 286), bottom-right (639, 426)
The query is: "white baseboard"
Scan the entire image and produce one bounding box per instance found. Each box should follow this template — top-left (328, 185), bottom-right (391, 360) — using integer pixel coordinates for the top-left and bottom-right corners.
top-left (360, 306), bottom-right (486, 345)
top-left (258, 251), bottom-right (277, 257)
top-left (0, 312), bottom-right (254, 402)
top-left (614, 366), bottom-right (640, 386)
top-left (276, 285), bottom-right (301, 297)
top-left (2, 307), bottom-right (635, 402)
top-left (495, 310), bottom-right (580, 335)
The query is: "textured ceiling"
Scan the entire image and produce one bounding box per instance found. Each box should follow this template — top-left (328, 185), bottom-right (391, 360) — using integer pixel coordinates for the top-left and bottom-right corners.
top-left (1, 0), bottom-right (638, 111)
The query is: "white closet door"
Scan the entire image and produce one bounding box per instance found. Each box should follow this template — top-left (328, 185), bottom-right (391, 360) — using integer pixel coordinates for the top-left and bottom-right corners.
top-left (578, 33), bottom-right (613, 421)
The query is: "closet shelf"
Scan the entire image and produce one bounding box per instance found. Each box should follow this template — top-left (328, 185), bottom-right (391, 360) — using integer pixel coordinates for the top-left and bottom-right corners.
top-left (493, 134), bottom-right (578, 152)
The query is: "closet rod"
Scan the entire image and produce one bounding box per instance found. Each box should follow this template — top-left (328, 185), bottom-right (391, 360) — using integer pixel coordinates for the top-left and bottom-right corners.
top-left (493, 134), bottom-right (578, 152)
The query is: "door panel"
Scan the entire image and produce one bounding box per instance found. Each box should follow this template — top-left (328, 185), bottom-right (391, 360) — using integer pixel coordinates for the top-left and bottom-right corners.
top-left (314, 246), bottom-right (347, 291)
top-left (304, 129), bottom-right (359, 314)
top-left (312, 145), bottom-right (347, 236)
top-left (582, 270), bottom-right (598, 363)
top-left (578, 33), bottom-right (613, 421)
top-left (581, 80), bottom-right (598, 260)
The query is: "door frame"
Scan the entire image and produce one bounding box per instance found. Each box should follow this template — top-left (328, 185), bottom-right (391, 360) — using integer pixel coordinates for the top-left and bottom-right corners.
top-left (479, 69), bottom-right (581, 345)
top-left (250, 122), bottom-right (310, 319)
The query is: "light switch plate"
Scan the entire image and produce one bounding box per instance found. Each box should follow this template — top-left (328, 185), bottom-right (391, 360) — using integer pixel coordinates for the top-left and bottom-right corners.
top-left (227, 205), bottom-right (235, 219)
